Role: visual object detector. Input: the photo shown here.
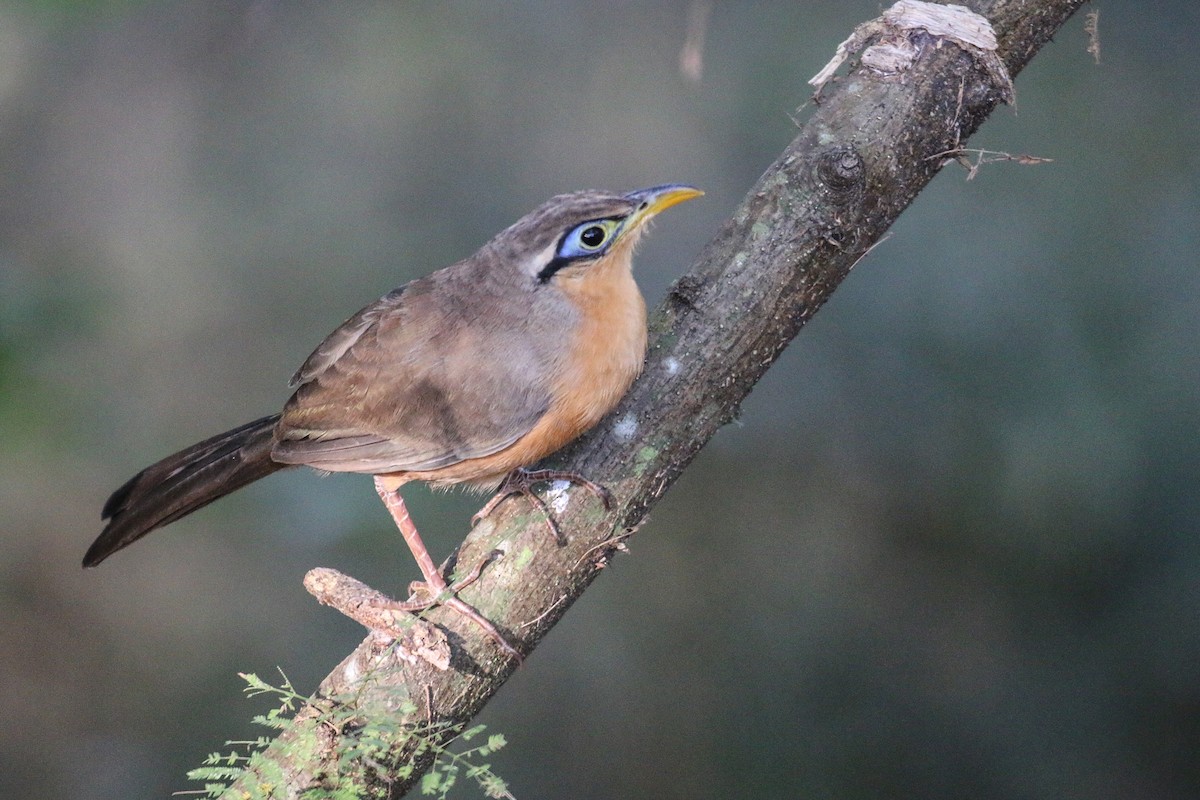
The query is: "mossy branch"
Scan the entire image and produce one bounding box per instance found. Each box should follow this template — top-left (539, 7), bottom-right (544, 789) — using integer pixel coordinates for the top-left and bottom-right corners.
top-left (224, 1), bottom-right (1089, 796)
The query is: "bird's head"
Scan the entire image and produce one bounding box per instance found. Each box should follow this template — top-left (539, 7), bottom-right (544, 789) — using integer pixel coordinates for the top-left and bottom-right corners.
top-left (486, 184), bottom-right (703, 285)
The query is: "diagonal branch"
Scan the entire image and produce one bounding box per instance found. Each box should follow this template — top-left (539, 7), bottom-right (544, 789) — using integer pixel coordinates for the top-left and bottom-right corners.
top-left (226, 1), bottom-right (1089, 796)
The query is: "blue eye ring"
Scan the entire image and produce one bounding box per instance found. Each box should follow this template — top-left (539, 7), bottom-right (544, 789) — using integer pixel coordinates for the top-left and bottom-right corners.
top-left (558, 219), bottom-right (622, 259)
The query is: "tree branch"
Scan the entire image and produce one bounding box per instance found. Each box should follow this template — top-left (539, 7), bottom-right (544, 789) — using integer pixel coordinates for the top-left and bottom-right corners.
top-left (226, 1), bottom-right (1089, 796)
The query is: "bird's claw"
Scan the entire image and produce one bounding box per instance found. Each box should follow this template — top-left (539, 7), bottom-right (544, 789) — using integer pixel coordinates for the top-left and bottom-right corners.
top-left (472, 468), bottom-right (612, 545)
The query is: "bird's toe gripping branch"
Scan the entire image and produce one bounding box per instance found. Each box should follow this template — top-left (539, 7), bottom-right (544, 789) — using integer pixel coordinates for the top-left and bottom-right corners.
top-left (373, 477), bottom-right (522, 661)
top-left (472, 467), bottom-right (614, 546)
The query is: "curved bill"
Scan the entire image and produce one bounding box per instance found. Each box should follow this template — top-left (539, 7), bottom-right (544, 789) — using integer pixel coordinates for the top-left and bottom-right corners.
top-left (622, 184), bottom-right (704, 230)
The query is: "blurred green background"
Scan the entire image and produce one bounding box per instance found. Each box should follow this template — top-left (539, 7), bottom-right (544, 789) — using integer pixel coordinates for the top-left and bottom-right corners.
top-left (2, 1), bottom-right (1197, 798)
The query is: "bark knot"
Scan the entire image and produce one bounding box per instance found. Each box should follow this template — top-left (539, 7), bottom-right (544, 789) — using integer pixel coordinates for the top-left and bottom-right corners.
top-left (816, 146), bottom-right (865, 194)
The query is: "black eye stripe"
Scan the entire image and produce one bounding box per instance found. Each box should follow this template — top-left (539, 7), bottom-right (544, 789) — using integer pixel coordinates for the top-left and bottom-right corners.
top-left (536, 255), bottom-right (569, 284)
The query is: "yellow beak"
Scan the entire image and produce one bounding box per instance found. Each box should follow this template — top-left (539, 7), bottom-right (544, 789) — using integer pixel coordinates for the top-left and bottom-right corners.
top-left (622, 184), bottom-right (704, 231)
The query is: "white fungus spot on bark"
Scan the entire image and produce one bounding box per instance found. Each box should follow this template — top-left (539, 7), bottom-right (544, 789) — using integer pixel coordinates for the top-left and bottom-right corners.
top-left (612, 414), bottom-right (639, 441)
top-left (545, 481), bottom-right (572, 515)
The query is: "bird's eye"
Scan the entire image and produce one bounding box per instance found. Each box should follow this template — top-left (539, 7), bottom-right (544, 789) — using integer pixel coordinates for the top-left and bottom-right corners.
top-left (558, 219), bottom-right (622, 259)
top-left (579, 225), bottom-right (606, 248)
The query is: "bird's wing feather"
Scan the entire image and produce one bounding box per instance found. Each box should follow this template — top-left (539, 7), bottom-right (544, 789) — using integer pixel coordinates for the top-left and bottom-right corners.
top-left (289, 287), bottom-right (404, 388)
top-left (273, 273), bottom-right (557, 475)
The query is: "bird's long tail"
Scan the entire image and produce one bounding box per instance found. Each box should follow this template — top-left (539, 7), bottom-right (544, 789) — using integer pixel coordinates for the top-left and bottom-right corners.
top-left (84, 414), bottom-right (286, 567)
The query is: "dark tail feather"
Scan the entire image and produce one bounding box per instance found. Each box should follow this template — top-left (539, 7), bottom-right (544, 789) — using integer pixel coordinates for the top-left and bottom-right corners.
top-left (84, 414), bottom-right (286, 567)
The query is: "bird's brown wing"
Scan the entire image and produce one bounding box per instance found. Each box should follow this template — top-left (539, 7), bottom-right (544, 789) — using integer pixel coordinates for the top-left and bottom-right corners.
top-left (272, 275), bottom-right (557, 475)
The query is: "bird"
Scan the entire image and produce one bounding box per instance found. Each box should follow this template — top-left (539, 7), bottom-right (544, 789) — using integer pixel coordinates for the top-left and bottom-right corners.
top-left (85, 184), bottom-right (702, 655)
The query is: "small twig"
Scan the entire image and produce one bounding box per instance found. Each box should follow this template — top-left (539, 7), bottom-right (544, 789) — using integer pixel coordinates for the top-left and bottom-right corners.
top-left (574, 531), bottom-right (633, 570)
top-left (520, 593), bottom-right (569, 631)
top-left (1084, 10), bottom-right (1100, 64)
top-left (848, 232), bottom-right (893, 273)
top-left (926, 146), bottom-right (1053, 180)
top-left (303, 568), bottom-right (452, 670)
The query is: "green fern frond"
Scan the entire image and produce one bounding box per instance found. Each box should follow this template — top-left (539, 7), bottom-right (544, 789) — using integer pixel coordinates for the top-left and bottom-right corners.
top-left (183, 668), bottom-right (515, 798)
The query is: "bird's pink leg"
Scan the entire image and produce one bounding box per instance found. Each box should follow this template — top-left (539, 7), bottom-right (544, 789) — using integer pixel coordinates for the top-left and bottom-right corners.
top-left (373, 476), bottom-right (519, 660)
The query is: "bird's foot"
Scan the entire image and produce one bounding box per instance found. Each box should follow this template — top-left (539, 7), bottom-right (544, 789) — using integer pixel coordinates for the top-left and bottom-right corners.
top-left (304, 554), bottom-right (520, 664)
top-left (396, 546), bottom-right (498, 610)
top-left (373, 477), bottom-right (521, 661)
top-left (393, 549), bottom-right (521, 662)
top-left (472, 468), bottom-right (613, 545)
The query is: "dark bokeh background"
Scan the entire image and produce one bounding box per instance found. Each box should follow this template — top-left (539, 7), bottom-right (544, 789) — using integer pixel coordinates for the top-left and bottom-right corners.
top-left (2, 2), bottom-right (1197, 798)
